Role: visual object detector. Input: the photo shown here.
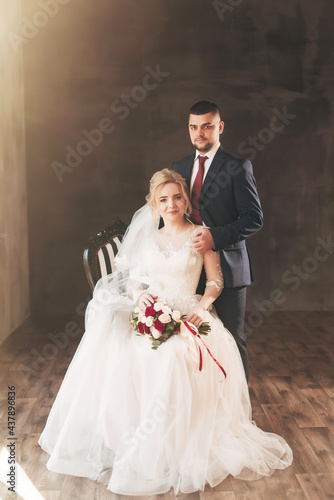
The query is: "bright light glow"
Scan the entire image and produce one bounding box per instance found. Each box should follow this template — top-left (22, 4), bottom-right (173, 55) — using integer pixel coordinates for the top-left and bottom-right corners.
top-left (0, 447), bottom-right (46, 500)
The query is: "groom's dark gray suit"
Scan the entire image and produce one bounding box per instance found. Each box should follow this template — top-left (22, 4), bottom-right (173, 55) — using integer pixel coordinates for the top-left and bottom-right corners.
top-left (172, 145), bottom-right (263, 380)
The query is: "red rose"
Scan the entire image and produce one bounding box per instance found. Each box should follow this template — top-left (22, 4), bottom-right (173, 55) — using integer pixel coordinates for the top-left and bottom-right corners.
top-left (145, 305), bottom-right (155, 317)
top-left (138, 322), bottom-right (144, 334)
top-left (154, 319), bottom-right (165, 332)
top-left (155, 310), bottom-right (163, 316)
top-left (144, 324), bottom-right (150, 334)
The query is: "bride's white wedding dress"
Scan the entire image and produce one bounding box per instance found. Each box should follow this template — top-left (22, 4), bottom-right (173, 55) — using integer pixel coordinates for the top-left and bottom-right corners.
top-left (39, 225), bottom-right (292, 495)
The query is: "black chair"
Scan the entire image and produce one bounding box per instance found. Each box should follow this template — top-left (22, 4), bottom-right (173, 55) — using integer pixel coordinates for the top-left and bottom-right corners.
top-left (83, 218), bottom-right (127, 291)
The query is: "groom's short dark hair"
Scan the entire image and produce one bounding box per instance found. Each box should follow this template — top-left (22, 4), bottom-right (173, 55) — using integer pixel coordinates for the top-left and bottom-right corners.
top-left (190, 101), bottom-right (221, 119)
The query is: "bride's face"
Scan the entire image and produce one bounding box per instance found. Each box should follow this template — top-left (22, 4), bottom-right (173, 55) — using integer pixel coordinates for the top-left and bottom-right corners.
top-left (156, 183), bottom-right (187, 224)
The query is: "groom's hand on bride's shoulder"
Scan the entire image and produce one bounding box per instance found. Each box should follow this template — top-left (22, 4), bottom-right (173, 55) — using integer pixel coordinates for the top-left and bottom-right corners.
top-left (191, 227), bottom-right (215, 254)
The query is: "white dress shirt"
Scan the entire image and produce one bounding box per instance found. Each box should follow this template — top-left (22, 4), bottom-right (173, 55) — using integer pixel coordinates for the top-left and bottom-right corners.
top-left (190, 142), bottom-right (221, 192)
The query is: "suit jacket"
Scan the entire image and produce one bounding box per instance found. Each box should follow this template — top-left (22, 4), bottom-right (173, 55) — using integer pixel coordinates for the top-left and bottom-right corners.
top-left (172, 145), bottom-right (263, 288)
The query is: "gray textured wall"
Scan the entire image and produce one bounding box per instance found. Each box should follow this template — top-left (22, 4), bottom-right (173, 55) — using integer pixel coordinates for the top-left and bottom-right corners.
top-left (0, 0), bottom-right (30, 343)
top-left (22, 0), bottom-right (334, 316)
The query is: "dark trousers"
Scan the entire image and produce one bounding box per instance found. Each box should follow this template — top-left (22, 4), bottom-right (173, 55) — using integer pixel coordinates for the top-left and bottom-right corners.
top-left (213, 286), bottom-right (248, 382)
top-left (197, 272), bottom-right (248, 381)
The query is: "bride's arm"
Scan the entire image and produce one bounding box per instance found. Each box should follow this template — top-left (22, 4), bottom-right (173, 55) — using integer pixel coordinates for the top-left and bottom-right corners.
top-left (186, 250), bottom-right (224, 328)
top-left (127, 276), bottom-right (157, 311)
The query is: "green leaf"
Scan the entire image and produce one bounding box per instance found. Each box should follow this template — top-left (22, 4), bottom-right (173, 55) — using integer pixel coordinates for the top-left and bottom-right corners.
top-left (198, 322), bottom-right (211, 336)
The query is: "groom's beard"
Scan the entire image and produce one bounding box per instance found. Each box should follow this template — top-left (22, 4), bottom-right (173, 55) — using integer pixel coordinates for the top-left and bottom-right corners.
top-left (193, 139), bottom-right (214, 152)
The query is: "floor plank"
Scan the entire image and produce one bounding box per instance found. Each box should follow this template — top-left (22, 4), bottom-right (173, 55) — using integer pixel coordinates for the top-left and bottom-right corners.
top-left (0, 311), bottom-right (333, 500)
top-left (296, 473), bottom-right (334, 500)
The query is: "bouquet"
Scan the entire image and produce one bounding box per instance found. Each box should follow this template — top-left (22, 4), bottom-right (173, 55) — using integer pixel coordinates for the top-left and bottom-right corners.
top-left (130, 300), bottom-right (211, 350)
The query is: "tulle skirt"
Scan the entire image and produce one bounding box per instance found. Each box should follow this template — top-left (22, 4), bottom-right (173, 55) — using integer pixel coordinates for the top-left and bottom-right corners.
top-left (38, 294), bottom-right (292, 495)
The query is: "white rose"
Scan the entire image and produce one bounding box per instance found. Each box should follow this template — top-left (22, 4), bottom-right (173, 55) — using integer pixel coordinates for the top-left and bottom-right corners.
top-left (154, 301), bottom-right (165, 312)
top-left (145, 316), bottom-right (154, 327)
top-left (162, 305), bottom-right (172, 315)
top-left (151, 327), bottom-right (163, 339)
top-left (134, 306), bottom-right (141, 313)
top-left (159, 313), bottom-right (171, 324)
top-left (139, 315), bottom-right (146, 324)
top-left (172, 310), bottom-right (181, 322)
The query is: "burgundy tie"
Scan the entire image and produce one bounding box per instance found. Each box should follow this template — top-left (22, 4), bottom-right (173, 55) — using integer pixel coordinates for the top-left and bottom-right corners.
top-left (191, 155), bottom-right (208, 225)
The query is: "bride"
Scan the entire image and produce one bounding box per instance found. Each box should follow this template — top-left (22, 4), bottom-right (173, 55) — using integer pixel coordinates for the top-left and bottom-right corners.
top-left (39, 169), bottom-right (292, 495)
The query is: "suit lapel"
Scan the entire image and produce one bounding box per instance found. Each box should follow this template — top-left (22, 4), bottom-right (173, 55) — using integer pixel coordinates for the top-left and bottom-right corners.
top-left (201, 146), bottom-right (228, 198)
top-left (182, 154), bottom-right (195, 187)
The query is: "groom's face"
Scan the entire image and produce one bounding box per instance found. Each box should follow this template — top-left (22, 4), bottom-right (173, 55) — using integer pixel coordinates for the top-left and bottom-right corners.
top-left (188, 112), bottom-right (224, 153)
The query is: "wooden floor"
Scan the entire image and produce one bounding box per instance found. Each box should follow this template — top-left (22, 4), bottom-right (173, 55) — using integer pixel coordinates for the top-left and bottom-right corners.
top-left (0, 311), bottom-right (333, 500)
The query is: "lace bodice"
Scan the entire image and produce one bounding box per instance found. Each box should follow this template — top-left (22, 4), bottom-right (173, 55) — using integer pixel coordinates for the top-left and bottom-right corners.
top-left (144, 228), bottom-right (203, 300)
top-left (112, 225), bottom-right (223, 314)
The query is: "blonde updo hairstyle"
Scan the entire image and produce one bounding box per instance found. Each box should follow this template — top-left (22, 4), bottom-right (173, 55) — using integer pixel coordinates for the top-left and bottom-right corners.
top-left (146, 168), bottom-right (192, 219)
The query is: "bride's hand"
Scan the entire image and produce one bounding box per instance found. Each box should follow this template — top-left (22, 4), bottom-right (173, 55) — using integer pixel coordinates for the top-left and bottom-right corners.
top-left (138, 292), bottom-right (158, 311)
top-left (186, 306), bottom-right (206, 329)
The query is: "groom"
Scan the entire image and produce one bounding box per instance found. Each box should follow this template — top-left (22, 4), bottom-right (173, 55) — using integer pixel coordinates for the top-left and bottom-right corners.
top-left (172, 101), bottom-right (263, 382)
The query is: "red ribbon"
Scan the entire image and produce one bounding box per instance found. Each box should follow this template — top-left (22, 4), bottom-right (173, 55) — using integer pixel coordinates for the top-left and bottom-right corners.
top-left (184, 321), bottom-right (227, 378)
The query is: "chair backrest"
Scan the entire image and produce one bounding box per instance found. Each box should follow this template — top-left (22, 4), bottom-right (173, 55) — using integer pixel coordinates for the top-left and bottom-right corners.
top-left (83, 218), bottom-right (127, 291)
